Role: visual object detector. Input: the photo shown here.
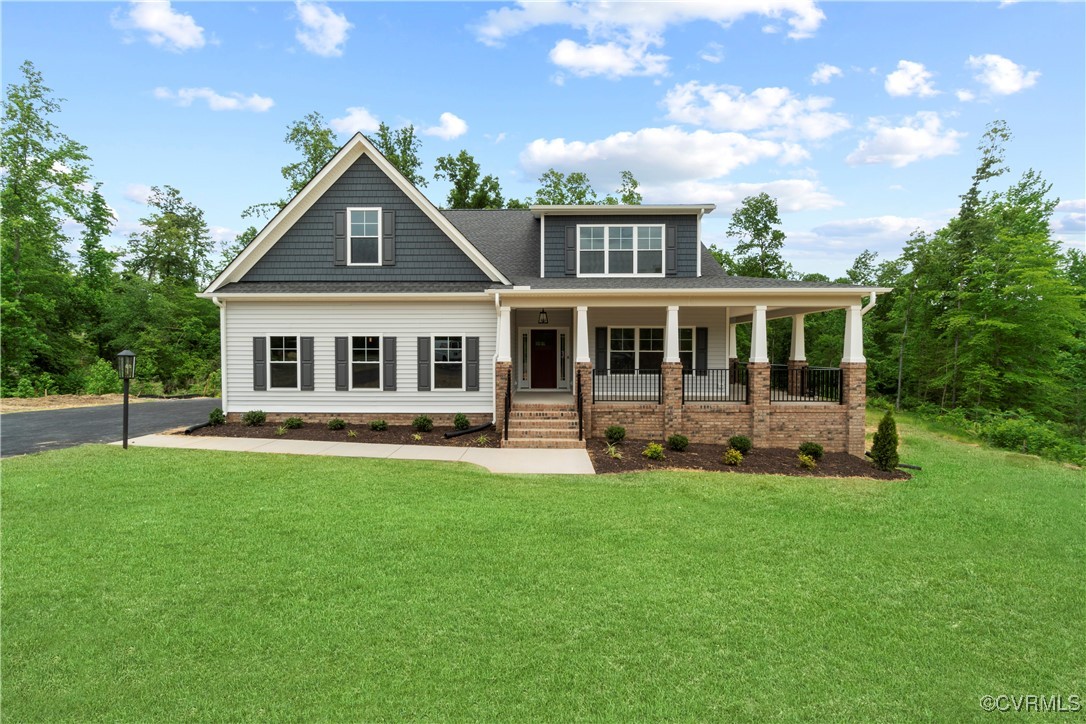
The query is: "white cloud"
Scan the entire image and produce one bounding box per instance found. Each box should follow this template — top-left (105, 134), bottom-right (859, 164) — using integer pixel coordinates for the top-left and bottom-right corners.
top-left (294, 0), bottom-right (352, 57)
top-left (698, 42), bottom-right (724, 64)
top-left (209, 225), bottom-right (236, 243)
top-left (810, 63), bottom-right (842, 85)
top-left (549, 39), bottom-right (668, 78)
top-left (1055, 214), bottom-right (1085, 233)
top-left (124, 183), bottom-right (153, 204)
top-left (955, 89), bottom-right (975, 102)
top-left (423, 112), bottom-right (469, 140)
top-left (520, 126), bottom-right (805, 186)
top-left (846, 112), bottom-right (965, 168)
top-left (885, 60), bottom-right (938, 98)
top-left (153, 87), bottom-right (274, 112)
top-left (1055, 199), bottom-right (1086, 213)
top-left (812, 215), bottom-right (931, 239)
top-left (110, 0), bottom-right (206, 52)
top-left (967, 54), bottom-right (1039, 95)
top-left (642, 178), bottom-right (842, 212)
top-left (330, 106), bottom-right (380, 134)
top-left (663, 81), bottom-right (850, 141)
top-left (473, 1), bottom-right (823, 78)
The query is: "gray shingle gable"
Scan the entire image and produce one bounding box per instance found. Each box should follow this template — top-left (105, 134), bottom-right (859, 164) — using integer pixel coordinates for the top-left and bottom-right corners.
top-left (240, 156), bottom-right (492, 283)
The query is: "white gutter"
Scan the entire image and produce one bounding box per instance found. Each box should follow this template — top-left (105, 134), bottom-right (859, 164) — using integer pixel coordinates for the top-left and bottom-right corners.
top-left (861, 291), bottom-right (879, 315)
top-left (196, 292), bottom-right (494, 301)
top-left (487, 286), bottom-right (894, 298)
top-left (211, 296), bottom-right (227, 413)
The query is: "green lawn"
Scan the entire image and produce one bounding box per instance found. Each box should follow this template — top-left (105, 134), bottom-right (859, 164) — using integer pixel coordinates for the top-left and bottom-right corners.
top-left (3, 414), bottom-right (1083, 721)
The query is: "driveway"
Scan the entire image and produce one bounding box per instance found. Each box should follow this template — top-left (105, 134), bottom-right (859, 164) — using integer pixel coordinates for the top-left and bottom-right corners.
top-left (0, 398), bottom-right (221, 457)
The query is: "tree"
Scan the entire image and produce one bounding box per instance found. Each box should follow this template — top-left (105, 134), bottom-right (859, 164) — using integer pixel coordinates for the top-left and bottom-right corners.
top-left (531, 168), bottom-right (597, 205)
top-left (370, 122), bottom-right (426, 188)
top-left (871, 409), bottom-right (899, 470)
top-left (726, 193), bottom-right (790, 278)
top-left (604, 170), bottom-right (643, 205)
top-left (74, 183), bottom-right (119, 358)
top-left (243, 112), bottom-right (339, 221)
top-left (126, 185), bottom-right (214, 287)
top-left (433, 150), bottom-right (504, 209)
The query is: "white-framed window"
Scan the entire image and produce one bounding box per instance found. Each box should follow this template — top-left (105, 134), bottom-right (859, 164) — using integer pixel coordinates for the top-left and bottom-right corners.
top-left (607, 327), bottom-right (695, 372)
top-left (578, 225), bottom-right (665, 277)
top-left (350, 335), bottom-right (382, 390)
top-left (433, 335), bottom-right (464, 390)
top-left (347, 207), bottom-right (381, 265)
top-left (269, 336), bottom-right (299, 389)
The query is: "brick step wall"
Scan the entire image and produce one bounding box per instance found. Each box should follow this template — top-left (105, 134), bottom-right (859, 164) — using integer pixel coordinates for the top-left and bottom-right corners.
top-left (502, 402), bottom-right (583, 449)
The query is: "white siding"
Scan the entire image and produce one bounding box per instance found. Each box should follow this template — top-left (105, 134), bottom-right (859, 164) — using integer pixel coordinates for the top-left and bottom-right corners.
top-left (224, 300), bottom-right (496, 414)
top-left (586, 307), bottom-right (728, 368)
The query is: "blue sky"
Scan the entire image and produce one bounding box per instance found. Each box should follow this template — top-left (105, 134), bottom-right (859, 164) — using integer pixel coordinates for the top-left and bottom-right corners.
top-left (3, 0), bottom-right (1084, 276)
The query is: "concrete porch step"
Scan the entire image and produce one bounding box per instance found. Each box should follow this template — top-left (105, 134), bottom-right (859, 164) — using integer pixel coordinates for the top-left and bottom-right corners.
top-left (502, 437), bottom-right (586, 449)
top-left (508, 408), bottom-right (578, 419)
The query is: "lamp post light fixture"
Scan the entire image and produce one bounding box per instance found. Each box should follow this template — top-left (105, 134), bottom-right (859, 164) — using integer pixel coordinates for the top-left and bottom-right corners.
top-left (116, 350), bottom-right (136, 449)
top-left (537, 308), bottom-right (549, 325)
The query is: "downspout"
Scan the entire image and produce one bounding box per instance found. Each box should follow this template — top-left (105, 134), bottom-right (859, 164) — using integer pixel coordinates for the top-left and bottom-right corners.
top-left (211, 296), bottom-right (227, 413)
top-left (492, 292), bottom-right (501, 426)
top-left (861, 291), bottom-right (878, 316)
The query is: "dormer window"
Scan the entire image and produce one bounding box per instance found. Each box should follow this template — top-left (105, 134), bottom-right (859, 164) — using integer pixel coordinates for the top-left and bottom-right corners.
top-left (577, 224), bottom-right (664, 277)
top-left (347, 207), bottom-right (381, 265)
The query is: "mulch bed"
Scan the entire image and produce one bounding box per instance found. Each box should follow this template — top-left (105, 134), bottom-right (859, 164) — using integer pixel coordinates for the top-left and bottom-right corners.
top-left (588, 439), bottom-right (910, 479)
top-left (191, 421), bottom-right (499, 448)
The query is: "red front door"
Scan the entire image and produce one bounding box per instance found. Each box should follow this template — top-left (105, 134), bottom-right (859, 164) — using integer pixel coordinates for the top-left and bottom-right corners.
top-left (531, 329), bottom-right (558, 388)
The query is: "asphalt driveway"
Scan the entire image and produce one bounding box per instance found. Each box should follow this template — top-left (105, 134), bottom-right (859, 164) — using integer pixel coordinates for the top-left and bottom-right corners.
top-left (0, 398), bottom-right (221, 457)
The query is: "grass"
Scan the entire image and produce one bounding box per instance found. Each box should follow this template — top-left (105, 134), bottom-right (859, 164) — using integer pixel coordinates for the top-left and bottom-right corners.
top-left (2, 413), bottom-right (1083, 721)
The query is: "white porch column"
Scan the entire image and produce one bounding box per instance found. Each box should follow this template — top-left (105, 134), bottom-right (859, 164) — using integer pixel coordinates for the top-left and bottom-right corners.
top-left (750, 305), bottom-right (769, 363)
top-left (721, 307), bottom-right (732, 361)
top-left (497, 305), bottom-right (512, 362)
top-left (790, 313), bottom-right (806, 362)
top-left (575, 305), bottom-right (591, 363)
top-left (842, 305), bottom-right (865, 363)
top-left (664, 305), bottom-right (680, 363)
top-left (727, 318), bottom-right (737, 361)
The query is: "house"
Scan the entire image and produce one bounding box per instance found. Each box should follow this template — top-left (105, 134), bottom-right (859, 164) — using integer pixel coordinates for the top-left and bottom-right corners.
top-left (201, 133), bottom-right (889, 455)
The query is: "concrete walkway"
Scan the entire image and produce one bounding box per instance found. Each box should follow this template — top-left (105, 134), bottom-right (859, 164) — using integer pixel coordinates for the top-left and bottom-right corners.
top-left (118, 434), bottom-right (596, 475)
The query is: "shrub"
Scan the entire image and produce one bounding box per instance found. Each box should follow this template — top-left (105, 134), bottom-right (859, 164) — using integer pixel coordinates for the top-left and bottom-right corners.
top-left (327, 418), bottom-right (347, 431)
top-left (242, 410), bottom-right (266, 426)
top-left (722, 448), bottom-right (744, 466)
top-left (208, 407), bottom-right (226, 426)
top-left (797, 453), bottom-right (817, 470)
top-left (347, 429), bottom-right (358, 439)
top-left (131, 379), bottom-right (165, 397)
top-left (453, 413), bottom-right (471, 430)
top-left (728, 435), bottom-right (753, 454)
top-left (369, 419), bottom-right (388, 431)
top-left (871, 409), bottom-right (899, 471)
top-left (84, 358), bottom-right (121, 395)
top-left (282, 417), bottom-right (303, 429)
top-left (410, 432), bottom-right (423, 442)
top-left (412, 415), bottom-right (434, 432)
top-left (14, 377), bottom-right (36, 399)
top-left (798, 441), bottom-right (824, 461)
top-left (606, 442), bottom-right (623, 460)
top-left (605, 425), bottom-right (626, 444)
top-left (274, 425), bottom-right (287, 437)
top-left (474, 434), bottom-right (490, 446)
top-left (641, 442), bottom-right (666, 461)
top-left (667, 434), bottom-right (689, 452)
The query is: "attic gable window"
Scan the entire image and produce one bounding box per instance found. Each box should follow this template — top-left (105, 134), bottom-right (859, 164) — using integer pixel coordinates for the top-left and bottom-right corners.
top-left (577, 224), bottom-right (664, 277)
top-left (347, 208), bottom-right (381, 265)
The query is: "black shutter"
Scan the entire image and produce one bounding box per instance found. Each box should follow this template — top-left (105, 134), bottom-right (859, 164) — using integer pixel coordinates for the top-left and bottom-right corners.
top-left (253, 337), bottom-right (266, 391)
top-left (595, 327), bottom-right (607, 372)
top-left (382, 210), bottom-right (396, 266)
top-left (665, 225), bottom-right (677, 276)
top-left (334, 336), bottom-right (348, 391)
top-left (383, 337), bottom-right (396, 391)
top-left (417, 337), bottom-right (431, 391)
top-left (334, 210), bottom-right (347, 266)
top-left (564, 226), bottom-right (577, 276)
top-left (695, 327), bottom-right (708, 376)
top-left (300, 337), bottom-right (315, 390)
top-left (465, 336), bottom-right (480, 392)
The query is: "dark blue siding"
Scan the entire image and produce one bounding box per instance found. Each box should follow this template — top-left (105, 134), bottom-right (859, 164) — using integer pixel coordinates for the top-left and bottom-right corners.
top-left (241, 156), bottom-right (491, 283)
top-left (542, 214), bottom-right (699, 278)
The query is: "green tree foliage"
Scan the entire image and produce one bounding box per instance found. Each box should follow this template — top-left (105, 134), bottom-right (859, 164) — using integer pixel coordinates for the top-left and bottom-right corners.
top-left (125, 185), bottom-right (214, 287)
top-left (527, 168), bottom-right (643, 207)
top-left (725, 193), bottom-right (791, 279)
top-left (870, 409), bottom-right (899, 471)
top-left (370, 122), bottom-right (426, 188)
top-left (243, 112), bottom-right (339, 222)
top-left (603, 170), bottom-right (643, 205)
top-left (433, 150), bottom-right (504, 209)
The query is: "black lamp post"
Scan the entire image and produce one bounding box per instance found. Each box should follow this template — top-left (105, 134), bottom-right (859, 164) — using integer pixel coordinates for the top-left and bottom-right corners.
top-left (117, 350), bottom-right (136, 449)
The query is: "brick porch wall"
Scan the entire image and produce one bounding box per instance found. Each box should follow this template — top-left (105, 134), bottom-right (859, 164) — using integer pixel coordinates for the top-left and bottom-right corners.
top-left (495, 360), bottom-right (512, 437)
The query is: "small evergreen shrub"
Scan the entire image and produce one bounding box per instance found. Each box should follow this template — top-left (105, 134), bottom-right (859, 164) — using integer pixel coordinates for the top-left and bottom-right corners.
top-left (208, 407), bottom-right (226, 426)
top-left (798, 442), bottom-right (824, 460)
top-left (242, 410), bottom-right (266, 426)
top-left (667, 434), bottom-right (689, 452)
top-left (274, 425), bottom-right (287, 437)
top-left (84, 358), bottom-right (122, 395)
top-left (412, 415), bottom-right (434, 432)
top-left (605, 425), bottom-right (626, 444)
top-left (722, 448), bottom-right (744, 466)
top-left (728, 435), bottom-right (753, 454)
top-left (454, 413), bottom-right (471, 430)
top-left (369, 419), bottom-right (388, 431)
top-left (327, 418), bottom-right (347, 430)
top-left (14, 377), bottom-right (36, 399)
top-left (797, 453), bottom-right (817, 470)
top-left (283, 417), bottom-right (304, 429)
top-left (641, 442), bottom-right (666, 461)
top-left (871, 409), bottom-right (899, 471)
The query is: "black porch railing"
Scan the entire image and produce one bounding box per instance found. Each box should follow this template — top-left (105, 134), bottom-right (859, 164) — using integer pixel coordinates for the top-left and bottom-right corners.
top-left (592, 369), bottom-right (661, 403)
top-left (770, 365), bottom-right (843, 403)
top-left (682, 364), bottom-right (748, 403)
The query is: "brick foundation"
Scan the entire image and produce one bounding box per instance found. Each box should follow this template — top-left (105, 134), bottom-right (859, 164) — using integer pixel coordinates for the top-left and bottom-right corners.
top-left (226, 411), bottom-right (489, 426)
top-left (495, 360), bottom-right (512, 437)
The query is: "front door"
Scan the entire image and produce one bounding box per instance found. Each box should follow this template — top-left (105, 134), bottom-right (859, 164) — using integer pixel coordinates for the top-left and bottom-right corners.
top-left (530, 329), bottom-right (558, 388)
